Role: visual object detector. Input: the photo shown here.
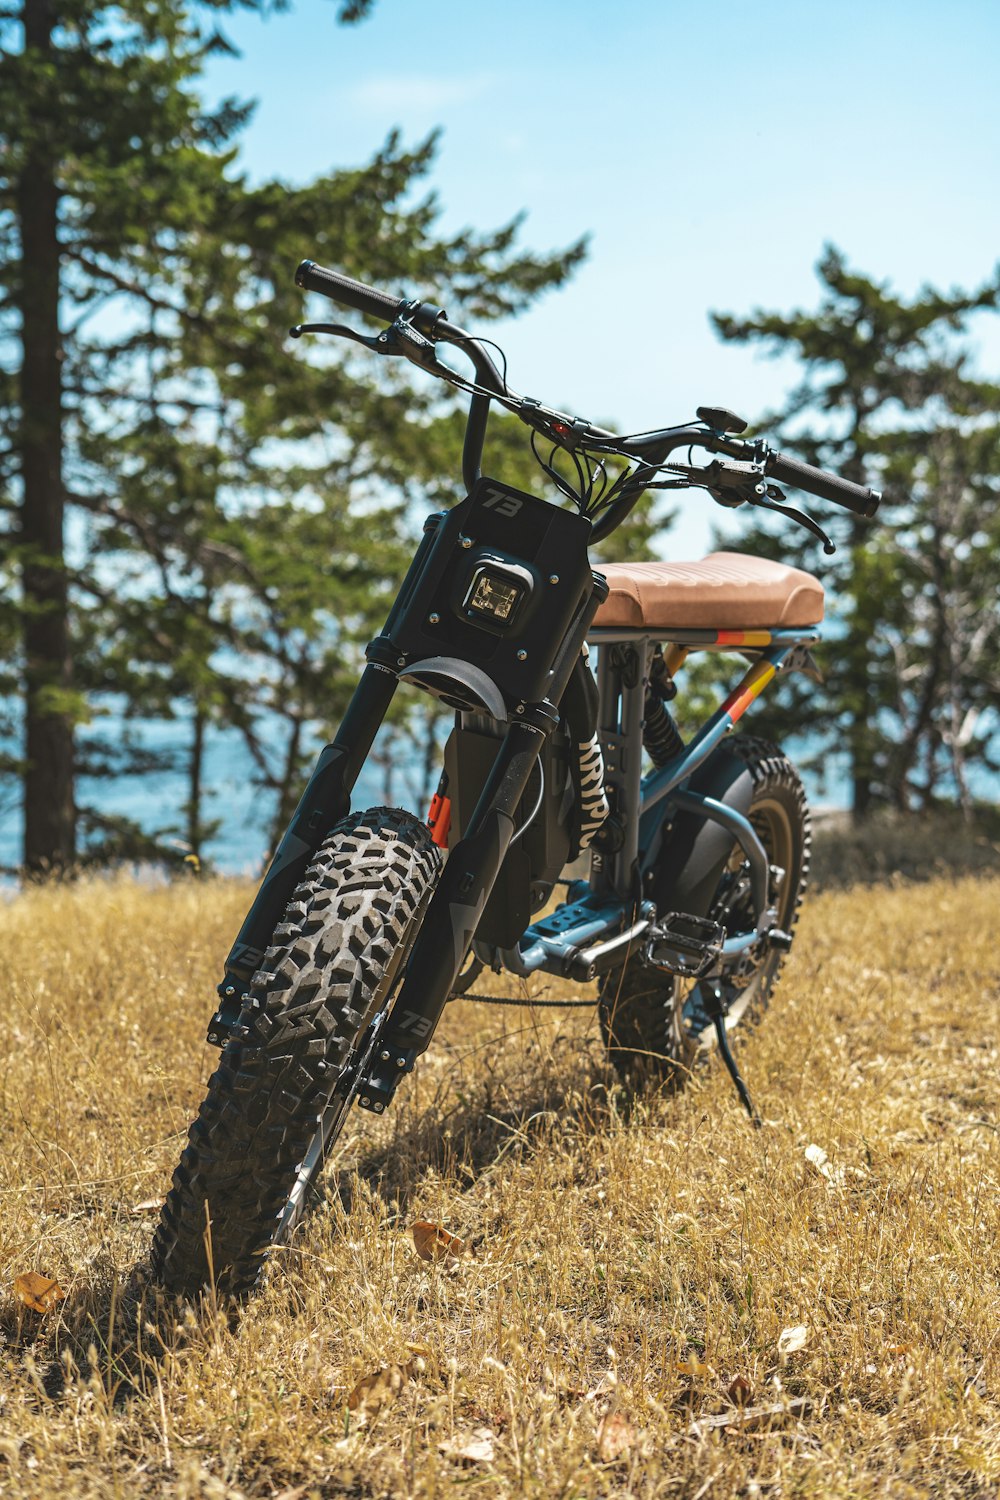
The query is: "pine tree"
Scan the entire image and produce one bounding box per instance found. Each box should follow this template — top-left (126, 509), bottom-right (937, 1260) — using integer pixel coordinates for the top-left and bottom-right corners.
top-left (876, 414), bottom-right (1000, 811)
top-left (1, 1), bottom-right (585, 870)
top-left (711, 246), bottom-right (1000, 816)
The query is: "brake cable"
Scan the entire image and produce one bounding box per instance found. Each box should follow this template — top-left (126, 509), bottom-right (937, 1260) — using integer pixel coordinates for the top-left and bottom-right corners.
top-left (290, 315), bottom-right (836, 547)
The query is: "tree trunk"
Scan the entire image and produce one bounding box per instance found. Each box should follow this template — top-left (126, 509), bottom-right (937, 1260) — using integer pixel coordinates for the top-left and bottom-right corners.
top-left (186, 703), bottom-right (205, 858)
top-left (18, 0), bottom-right (74, 873)
top-left (844, 427), bottom-right (875, 824)
top-left (889, 537), bottom-right (947, 810)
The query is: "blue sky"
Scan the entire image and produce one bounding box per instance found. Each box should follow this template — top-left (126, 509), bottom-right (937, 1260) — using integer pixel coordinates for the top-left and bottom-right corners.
top-left (205, 0), bottom-right (1000, 554)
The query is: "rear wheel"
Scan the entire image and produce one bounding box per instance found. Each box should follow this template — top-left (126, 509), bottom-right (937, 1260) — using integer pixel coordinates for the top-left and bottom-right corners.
top-left (151, 806), bottom-right (440, 1298)
top-left (599, 737), bottom-right (810, 1087)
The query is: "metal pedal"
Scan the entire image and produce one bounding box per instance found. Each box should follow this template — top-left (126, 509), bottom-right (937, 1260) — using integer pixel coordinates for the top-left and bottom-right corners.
top-left (644, 911), bottom-right (725, 978)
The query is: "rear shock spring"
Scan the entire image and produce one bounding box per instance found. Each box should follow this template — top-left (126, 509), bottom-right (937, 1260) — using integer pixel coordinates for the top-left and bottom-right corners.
top-left (643, 647), bottom-right (684, 766)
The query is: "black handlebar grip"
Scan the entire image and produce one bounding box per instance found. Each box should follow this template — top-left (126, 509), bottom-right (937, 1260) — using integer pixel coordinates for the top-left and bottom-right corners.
top-left (295, 259), bottom-right (408, 324)
top-left (765, 450), bottom-right (881, 517)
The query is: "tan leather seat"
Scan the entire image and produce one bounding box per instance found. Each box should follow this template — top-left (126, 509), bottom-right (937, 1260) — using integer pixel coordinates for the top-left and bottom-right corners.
top-left (593, 551), bottom-right (824, 631)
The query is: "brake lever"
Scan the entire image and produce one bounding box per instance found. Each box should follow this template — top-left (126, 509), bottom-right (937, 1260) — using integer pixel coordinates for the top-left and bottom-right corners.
top-left (749, 485), bottom-right (836, 555)
top-left (288, 317), bottom-right (458, 379)
top-left (691, 458), bottom-right (836, 553)
top-left (288, 320), bottom-right (392, 353)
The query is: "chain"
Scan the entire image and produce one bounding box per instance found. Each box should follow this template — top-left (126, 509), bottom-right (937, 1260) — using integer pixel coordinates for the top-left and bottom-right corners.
top-left (459, 990), bottom-right (598, 1009)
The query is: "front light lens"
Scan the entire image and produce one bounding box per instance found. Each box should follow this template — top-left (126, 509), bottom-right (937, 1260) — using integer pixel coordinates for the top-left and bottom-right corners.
top-left (465, 570), bottom-right (522, 624)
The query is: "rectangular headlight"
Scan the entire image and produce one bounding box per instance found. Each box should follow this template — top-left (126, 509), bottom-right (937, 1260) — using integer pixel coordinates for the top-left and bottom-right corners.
top-left (464, 569), bottom-right (523, 624)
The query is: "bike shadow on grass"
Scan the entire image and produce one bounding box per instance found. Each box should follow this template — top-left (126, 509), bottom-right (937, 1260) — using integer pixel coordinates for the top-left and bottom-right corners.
top-left (6, 1252), bottom-right (211, 1407)
top-left (20, 1030), bottom-right (685, 1407)
top-left (312, 1017), bottom-right (686, 1222)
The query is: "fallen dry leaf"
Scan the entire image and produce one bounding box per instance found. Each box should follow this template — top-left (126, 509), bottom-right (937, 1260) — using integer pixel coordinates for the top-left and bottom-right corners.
top-left (131, 1199), bottom-right (161, 1215)
top-left (438, 1426), bottom-right (495, 1465)
top-left (412, 1220), bottom-right (465, 1263)
top-left (690, 1396), bottom-right (812, 1436)
top-left (727, 1374), bottom-right (754, 1405)
top-left (673, 1357), bottom-right (712, 1378)
top-left (347, 1362), bottom-right (409, 1416)
top-left (777, 1323), bottom-right (810, 1356)
top-left (402, 1341), bottom-right (435, 1379)
top-left (14, 1273), bottom-right (65, 1314)
top-left (596, 1410), bottom-right (637, 1462)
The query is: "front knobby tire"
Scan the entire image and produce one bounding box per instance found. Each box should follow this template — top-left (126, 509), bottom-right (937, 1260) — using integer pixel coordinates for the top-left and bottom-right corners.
top-left (151, 806), bottom-right (440, 1298)
top-left (599, 737), bottom-right (810, 1088)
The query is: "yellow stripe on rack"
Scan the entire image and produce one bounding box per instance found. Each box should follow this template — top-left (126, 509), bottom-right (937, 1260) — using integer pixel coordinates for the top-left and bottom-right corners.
top-left (715, 629), bottom-right (773, 648)
top-left (722, 659), bottom-right (777, 722)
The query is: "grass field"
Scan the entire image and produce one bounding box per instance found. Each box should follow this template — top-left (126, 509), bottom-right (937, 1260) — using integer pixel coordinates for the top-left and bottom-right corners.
top-left (1, 854), bottom-right (998, 1498)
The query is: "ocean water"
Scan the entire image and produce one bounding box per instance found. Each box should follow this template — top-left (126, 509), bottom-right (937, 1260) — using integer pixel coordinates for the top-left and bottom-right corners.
top-left (3, 699), bottom-right (992, 878)
top-left (0, 715), bottom-right (388, 878)
top-left (0, 708), bottom-right (853, 878)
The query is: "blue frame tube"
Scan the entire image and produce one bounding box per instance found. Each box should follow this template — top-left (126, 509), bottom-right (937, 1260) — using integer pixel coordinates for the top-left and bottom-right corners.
top-left (638, 643), bottom-right (796, 820)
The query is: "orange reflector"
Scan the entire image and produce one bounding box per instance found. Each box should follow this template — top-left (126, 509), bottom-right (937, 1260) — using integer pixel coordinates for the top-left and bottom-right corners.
top-left (429, 795), bottom-right (451, 848)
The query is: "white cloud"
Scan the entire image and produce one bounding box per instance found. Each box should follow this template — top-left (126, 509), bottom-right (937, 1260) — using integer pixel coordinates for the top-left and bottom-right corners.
top-left (347, 72), bottom-right (495, 115)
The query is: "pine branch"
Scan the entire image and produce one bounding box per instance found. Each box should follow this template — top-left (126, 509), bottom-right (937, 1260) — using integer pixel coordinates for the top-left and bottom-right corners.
top-left (62, 380), bottom-right (225, 417)
top-left (67, 249), bottom-right (189, 320)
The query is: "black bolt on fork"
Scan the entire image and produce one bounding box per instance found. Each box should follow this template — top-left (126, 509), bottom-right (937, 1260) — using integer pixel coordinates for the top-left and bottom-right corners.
top-left (703, 983), bottom-right (762, 1128)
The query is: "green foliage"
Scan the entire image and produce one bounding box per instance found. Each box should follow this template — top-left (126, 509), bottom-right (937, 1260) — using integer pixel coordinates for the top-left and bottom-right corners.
top-left (1, 0), bottom-right (592, 867)
top-left (711, 246), bottom-right (1000, 814)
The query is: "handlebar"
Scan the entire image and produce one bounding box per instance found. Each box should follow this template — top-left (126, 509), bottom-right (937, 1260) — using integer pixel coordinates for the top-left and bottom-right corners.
top-left (764, 450), bottom-right (879, 518)
top-left (295, 259), bottom-right (409, 326)
top-left (294, 258), bottom-right (882, 528)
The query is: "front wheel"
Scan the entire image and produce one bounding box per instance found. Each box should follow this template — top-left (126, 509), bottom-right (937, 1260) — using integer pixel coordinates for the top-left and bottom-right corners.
top-left (151, 806), bottom-right (440, 1298)
top-left (599, 737), bottom-right (810, 1087)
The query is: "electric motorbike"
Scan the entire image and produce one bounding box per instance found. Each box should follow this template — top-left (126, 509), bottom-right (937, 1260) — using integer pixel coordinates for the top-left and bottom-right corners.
top-left (151, 260), bottom-right (881, 1296)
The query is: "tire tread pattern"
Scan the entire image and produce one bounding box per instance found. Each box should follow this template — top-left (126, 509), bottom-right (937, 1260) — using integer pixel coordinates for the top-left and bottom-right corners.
top-left (151, 806), bottom-right (440, 1296)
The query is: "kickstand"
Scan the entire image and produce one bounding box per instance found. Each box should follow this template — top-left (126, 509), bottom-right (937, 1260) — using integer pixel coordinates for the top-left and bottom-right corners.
top-left (705, 985), bottom-right (762, 1129)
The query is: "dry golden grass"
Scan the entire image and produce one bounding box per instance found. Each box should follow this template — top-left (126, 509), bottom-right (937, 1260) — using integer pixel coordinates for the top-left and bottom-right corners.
top-left (1, 866), bottom-right (998, 1498)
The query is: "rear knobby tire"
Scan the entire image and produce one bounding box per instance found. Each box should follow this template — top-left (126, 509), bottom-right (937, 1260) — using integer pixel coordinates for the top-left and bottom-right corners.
top-left (599, 737), bottom-right (810, 1087)
top-left (151, 806), bottom-right (440, 1298)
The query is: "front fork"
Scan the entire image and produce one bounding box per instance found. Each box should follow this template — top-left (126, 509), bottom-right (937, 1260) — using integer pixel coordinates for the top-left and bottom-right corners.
top-left (356, 712), bottom-right (552, 1112)
top-left (360, 572), bottom-right (608, 1104)
top-left (210, 588), bottom-right (603, 1106)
